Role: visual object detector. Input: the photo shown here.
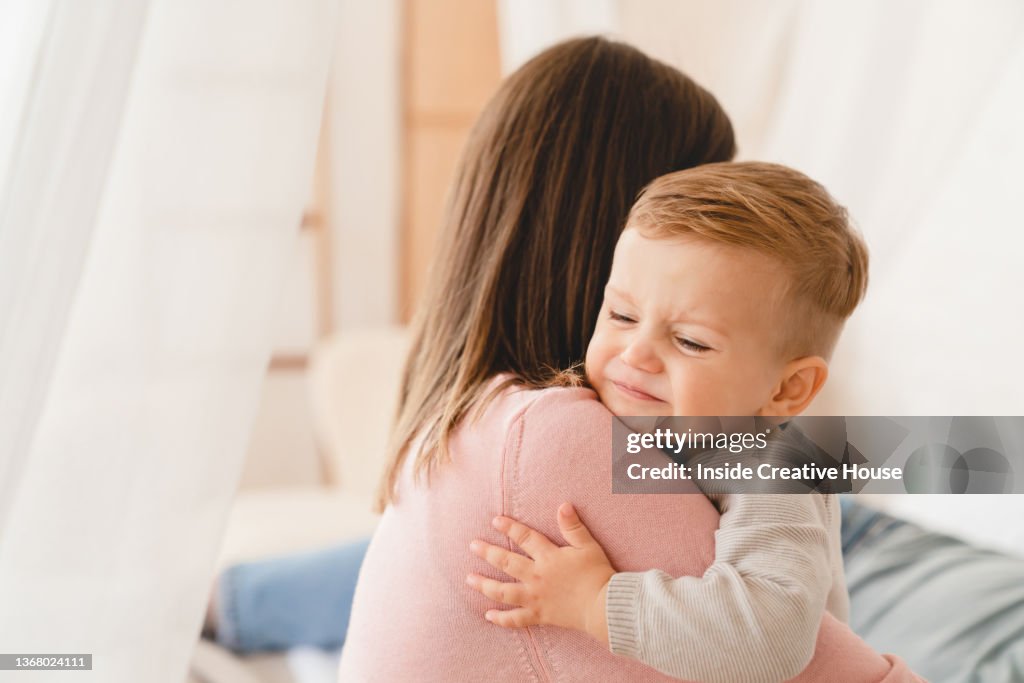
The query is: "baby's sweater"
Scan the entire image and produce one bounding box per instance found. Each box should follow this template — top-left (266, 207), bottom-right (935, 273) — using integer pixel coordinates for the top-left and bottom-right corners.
top-left (608, 492), bottom-right (848, 682)
top-left (339, 378), bottom-right (922, 683)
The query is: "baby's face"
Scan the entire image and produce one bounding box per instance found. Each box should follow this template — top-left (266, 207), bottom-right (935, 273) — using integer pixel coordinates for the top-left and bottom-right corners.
top-left (586, 229), bottom-right (792, 417)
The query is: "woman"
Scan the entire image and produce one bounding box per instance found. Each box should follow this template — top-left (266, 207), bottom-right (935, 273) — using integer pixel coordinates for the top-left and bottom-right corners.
top-left (211, 37), bottom-right (920, 682)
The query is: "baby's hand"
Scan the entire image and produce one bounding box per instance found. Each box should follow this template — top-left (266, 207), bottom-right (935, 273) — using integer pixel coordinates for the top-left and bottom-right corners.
top-left (466, 503), bottom-right (615, 645)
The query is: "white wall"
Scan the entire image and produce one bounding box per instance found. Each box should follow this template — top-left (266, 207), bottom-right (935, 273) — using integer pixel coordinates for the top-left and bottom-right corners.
top-left (327, 0), bottom-right (401, 329)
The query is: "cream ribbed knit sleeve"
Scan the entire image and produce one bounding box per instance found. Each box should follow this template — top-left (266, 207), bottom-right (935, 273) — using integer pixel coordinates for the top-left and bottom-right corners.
top-left (606, 493), bottom-right (842, 683)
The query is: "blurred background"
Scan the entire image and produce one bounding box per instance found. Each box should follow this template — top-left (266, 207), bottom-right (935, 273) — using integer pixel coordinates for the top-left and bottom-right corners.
top-left (1, 1), bottom-right (1022, 682)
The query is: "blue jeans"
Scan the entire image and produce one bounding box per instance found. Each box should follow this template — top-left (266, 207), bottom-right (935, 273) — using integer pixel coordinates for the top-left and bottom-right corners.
top-left (213, 537), bottom-right (370, 652)
top-left (839, 497), bottom-right (1024, 683)
top-left (838, 495), bottom-right (907, 556)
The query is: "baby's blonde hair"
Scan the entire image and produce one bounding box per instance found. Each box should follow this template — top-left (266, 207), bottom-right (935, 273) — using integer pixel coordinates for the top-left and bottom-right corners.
top-left (627, 161), bottom-right (869, 360)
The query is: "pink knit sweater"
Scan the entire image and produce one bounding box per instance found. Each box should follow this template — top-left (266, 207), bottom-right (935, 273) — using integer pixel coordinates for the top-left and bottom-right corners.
top-left (339, 380), bottom-right (923, 682)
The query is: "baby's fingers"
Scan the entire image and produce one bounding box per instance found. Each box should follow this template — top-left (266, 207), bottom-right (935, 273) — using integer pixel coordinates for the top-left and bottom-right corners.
top-left (466, 573), bottom-right (529, 607)
top-left (556, 503), bottom-right (599, 550)
top-left (492, 516), bottom-right (556, 557)
top-left (485, 607), bottom-right (539, 629)
top-left (470, 540), bottom-right (533, 580)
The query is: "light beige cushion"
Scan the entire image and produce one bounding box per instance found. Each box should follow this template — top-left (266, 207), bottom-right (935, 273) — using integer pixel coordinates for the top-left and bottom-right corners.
top-left (216, 488), bottom-right (379, 570)
top-left (307, 326), bottom-right (409, 496)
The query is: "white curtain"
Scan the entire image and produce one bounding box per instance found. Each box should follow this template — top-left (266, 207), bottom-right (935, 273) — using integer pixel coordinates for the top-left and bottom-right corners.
top-left (0, 0), bottom-right (150, 542)
top-left (0, 0), bottom-right (337, 680)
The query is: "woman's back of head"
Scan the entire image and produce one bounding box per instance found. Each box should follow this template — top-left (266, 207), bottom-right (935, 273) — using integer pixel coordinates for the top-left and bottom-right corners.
top-left (381, 36), bottom-right (736, 507)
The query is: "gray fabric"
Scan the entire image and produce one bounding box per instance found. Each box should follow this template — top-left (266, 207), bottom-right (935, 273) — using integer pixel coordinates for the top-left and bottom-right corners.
top-left (842, 499), bottom-right (1024, 682)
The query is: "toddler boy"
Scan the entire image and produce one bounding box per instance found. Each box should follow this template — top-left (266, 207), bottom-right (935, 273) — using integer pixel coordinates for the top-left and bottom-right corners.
top-left (467, 161), bottom-right (869, 683)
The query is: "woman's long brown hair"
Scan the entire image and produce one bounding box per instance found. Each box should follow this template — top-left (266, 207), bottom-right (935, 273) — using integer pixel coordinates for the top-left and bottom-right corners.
top-left (377, 37), bottom-right (736, 509)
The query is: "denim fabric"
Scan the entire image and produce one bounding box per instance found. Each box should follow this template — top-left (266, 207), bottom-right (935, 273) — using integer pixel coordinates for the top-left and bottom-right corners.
top-left (840, 497), bottom-right (1024, 683)
top-left (215, 537), bottom-right (370, 652)
top-left (839, 495), bottom-right (906, 556)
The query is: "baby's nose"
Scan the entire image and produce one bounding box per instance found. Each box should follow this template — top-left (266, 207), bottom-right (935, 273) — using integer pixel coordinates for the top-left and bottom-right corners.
top-left (620, 337), bottom-right (663, 373)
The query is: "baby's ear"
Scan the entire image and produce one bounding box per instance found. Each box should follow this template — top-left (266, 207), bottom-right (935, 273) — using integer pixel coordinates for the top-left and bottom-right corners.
top-left (762, 357), bottom-right (829, 417)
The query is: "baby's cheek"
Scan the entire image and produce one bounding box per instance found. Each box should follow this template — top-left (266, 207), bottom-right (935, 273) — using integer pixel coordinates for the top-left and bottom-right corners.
top-left (583, 338), bottom-right (611, 386)
top-left (588, 374), bottom-right (624, 415)
top-left (582, 361), bottom-right (599, 389)
top-left (669, 373), bottom-right (718, 415)
top-left (584, 367), bottom-right (610, 408)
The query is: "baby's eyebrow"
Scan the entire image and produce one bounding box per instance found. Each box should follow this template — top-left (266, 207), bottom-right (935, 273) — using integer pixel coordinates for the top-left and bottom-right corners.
top-left (604, 285), bottom-right (633, 302)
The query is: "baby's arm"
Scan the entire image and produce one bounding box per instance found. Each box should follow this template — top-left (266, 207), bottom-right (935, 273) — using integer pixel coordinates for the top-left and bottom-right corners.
top-left (607, 492), bottom-right (835, 683)
top-left (468, 493), bottom-right (835, 683)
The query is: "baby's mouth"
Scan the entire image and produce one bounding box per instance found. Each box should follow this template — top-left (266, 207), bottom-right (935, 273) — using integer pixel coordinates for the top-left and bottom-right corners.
top-left (610, 380), bottom-right (664, 403)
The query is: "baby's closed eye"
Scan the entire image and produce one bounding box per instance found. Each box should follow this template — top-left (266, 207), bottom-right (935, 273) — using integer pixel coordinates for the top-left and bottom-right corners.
top-left (675, 336), bottom-right (711, 353)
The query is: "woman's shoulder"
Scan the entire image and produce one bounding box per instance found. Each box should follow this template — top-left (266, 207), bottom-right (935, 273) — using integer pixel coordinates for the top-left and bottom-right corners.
top-left (484, 373), bottom-right (611, 428)
top-left (469, 375), bottom-right (615, 462)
